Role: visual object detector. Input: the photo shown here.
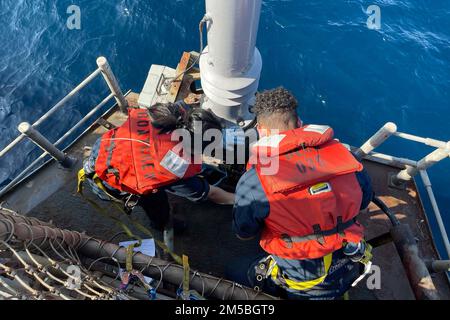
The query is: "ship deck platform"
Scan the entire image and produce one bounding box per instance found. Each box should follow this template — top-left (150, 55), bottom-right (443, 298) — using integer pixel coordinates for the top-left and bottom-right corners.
top-left (1, 92), bottom-right (449, 300)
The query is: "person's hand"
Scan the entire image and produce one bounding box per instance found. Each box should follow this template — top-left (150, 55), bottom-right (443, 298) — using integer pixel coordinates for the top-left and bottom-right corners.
top-left (207, 185), bottom-right (235, 205)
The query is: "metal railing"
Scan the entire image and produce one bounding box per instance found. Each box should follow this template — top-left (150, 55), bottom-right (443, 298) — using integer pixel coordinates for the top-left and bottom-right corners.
top-left (0, 56), bottom-right (128, 197)
top-left (356, 123), bottom-right (450, 259)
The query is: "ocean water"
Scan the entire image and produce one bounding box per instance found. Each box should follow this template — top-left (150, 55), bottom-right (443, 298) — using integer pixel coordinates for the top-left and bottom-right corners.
top-left (0, 1), bottom-right (449, 256)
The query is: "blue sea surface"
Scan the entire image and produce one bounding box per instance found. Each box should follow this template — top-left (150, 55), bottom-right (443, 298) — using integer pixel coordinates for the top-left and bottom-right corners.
top-left (0, 1), bottom-right (449, 256)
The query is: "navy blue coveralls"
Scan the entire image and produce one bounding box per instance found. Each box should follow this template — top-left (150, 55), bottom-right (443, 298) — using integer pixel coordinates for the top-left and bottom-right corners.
top-left (230, 163), bottom-right (373, 299)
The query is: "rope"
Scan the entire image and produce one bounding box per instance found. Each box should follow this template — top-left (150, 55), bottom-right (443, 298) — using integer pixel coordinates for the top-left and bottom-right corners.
top-left (163, 16), bottom-right (208, 86)
top-left (1, 207), bottom-right (269, 301)
top-left (0, 223), bottom-right (134, 300)
top-left (79, 187), bottom-right (183, 265)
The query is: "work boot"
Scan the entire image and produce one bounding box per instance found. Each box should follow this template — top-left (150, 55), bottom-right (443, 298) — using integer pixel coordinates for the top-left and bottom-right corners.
top-left (151, 217), bottom-right (187, 235)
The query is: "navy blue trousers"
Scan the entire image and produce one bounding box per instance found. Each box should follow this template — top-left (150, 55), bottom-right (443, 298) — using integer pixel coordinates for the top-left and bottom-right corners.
top-left (225, 249), bottom-right (362, 300)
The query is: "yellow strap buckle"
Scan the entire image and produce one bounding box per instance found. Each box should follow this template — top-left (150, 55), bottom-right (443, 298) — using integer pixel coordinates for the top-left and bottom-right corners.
top-left (360, 242), bottom-right (373, 265)
top-left (77, 167), bottom-right (184, 267)
top-left (271, 253), bottom-right (333, 291)
top-left (77, 168), bottom-right (86, 194)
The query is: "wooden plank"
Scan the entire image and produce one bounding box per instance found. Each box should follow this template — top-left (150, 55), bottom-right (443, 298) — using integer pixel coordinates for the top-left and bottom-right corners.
top-left (167, 52), bottom-right (191, 103)
top-left (125, 92), bottom-right (140, 107)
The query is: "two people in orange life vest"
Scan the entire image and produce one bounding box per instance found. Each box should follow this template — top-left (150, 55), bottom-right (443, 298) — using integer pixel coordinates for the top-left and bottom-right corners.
top-left (83, 86), bottom-right (373, 299)
top-left (228, 87), bottom-right (373, 300)
top-left (82, 102), bottom-right (235, 233)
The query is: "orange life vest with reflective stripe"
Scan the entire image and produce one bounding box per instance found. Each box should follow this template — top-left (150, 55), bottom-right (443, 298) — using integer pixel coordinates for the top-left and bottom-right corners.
top-left (95, 108), bottom-right (202, 195)
top-left (248, 125), bottom-right (364, 260)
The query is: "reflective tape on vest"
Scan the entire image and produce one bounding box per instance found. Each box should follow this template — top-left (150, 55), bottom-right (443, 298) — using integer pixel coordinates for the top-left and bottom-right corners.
top-left (94, 108), bottom-right (202, 194)
top-left (303, 124), bottom-right (331, 135)
top-left (250, 126), bottom-right (364, 259)
top-left (160, 150), bottom-right (190, 178)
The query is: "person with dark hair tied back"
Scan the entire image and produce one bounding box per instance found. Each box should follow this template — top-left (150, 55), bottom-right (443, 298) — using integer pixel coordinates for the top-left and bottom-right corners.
top-left (79, 101), bottom-right (234, 233)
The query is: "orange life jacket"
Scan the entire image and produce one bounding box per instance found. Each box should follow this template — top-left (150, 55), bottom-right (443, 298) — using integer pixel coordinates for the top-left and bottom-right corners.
top-left (248, 125), bottom-right (364, 260)
top-left (95, 108), bottom-right (202, 195)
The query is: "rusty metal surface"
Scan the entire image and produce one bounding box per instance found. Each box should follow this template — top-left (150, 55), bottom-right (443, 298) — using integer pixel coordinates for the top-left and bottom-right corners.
top-left (351, 160), bottom-right (450, 300)
top-left (167, 52), bottom-right (192, 103)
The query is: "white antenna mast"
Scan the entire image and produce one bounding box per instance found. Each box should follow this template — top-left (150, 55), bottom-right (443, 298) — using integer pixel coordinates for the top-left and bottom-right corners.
top-left (200, 0), bottom-right (263, 126)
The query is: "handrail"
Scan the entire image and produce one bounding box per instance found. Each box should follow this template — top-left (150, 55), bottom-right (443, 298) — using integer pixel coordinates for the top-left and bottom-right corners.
top-left (0, 68), bottom-right (102, 158)
top-left (420, 170), bottom-right (450, 258)
top-left (354, 122), bottom-right (397, 158)
top-left (0, 57), bottom-right (127, 159)
top-left (357, 122), bottom-right (450, 259)
top-left (393, 132), bottom-right (448, 149)
top-left (0, 93), bottom-right (116, 198)
top-left (0, 57), bottom-right (127, 197)
top-left (356, 123), bottom-right (450, 181)
top-left (17, 122), bottom-right (74, 168)
top-left (393, 142), bottom-right (450, 185)
top-left (364, 151), bottom-right (418, 168)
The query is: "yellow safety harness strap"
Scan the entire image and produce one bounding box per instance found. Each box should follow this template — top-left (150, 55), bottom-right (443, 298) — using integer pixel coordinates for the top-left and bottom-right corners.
top-left (360, 241), bottom-right (373, 265)
top-left (182, 255), bottom-right (190, 299)
top-left (350, 240), bottom-right (374, 288)
top-left (77, 169), bottom-right (87, 194)
top-left (127, 216), bottom-right (183, 265)
top-left (78, 187), bottom-right (142, 243)
top-left (270, 252), bottom-right (333, 291)
top-left (77, 168), bottom-right (183, 266)
top-left (78, 169), bottom-right (123, 203)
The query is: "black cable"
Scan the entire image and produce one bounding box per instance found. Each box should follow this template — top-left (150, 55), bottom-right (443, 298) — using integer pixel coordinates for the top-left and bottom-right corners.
top-left (372, 195), bottom-right (400, 227)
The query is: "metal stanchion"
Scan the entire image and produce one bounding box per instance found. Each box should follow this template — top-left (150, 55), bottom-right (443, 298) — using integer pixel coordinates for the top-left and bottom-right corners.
top-left (96, 56), bottom-right (128, 113)
top-left (17, 122), bottom-right (75, 168)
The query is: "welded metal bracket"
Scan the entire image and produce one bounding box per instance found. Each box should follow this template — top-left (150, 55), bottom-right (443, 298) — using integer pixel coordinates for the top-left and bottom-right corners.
top-left (388, 172), bottom-right (407, 190)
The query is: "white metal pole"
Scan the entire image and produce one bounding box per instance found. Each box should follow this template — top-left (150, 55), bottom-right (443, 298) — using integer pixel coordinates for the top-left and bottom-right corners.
top-left (17, 123), bottom-right (74, 168)
top-left (0, 68), bottom-right (102, 158)
top-left (393, 132), bottom-right (448, 149)
top-left (355, 122), bottom-right (397, 158)
top-left (200, 0), bottom-right (263, 126)
top-left (96, 57), bottom-right (128, 113)
top-left (0, 93), bottom-right (116, 198)
top-left (420, 170), bottom-right (450, 258)
top-left (393, 142), bottom-right (450, 185)
top-left (366, 151), bottom-right (418, 168)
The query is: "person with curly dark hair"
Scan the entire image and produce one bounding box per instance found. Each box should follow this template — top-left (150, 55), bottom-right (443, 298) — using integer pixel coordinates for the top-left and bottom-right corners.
top-left (229, 87), bottom-right (373, 299)
top-left (252, 86), bottom-right (299, 123)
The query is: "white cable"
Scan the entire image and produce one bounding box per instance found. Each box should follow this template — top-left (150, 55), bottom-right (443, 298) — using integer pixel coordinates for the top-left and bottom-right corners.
top-left (101, 138), bottom-right (152, 147)
top-left (163, 15), bottom-right (210, 86)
